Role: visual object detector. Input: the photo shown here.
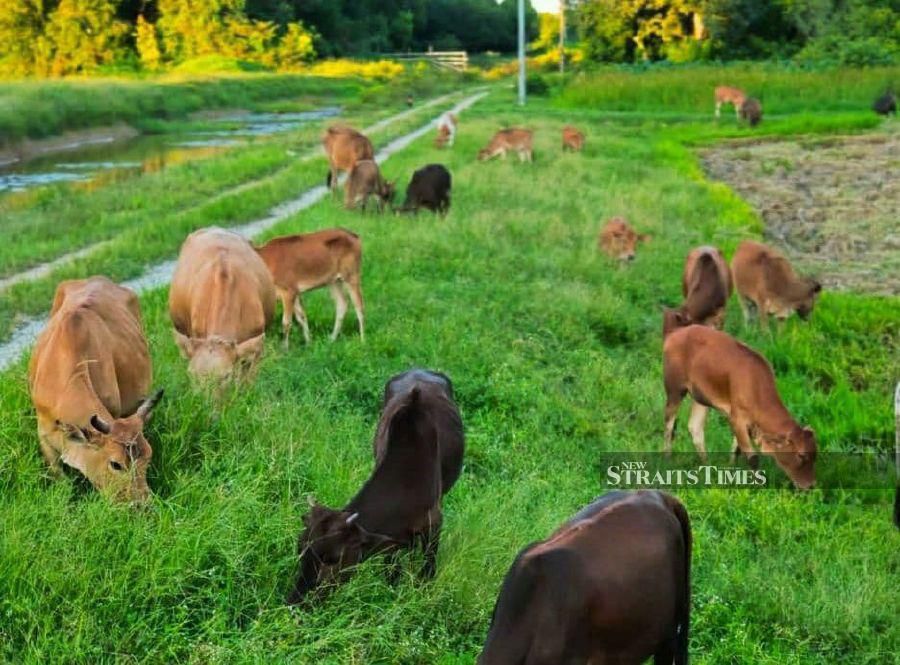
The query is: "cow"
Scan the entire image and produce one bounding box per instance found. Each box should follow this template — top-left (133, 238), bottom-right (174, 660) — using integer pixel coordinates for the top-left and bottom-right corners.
top-left (477, 128), bottom-right (533, 162)
top-left (478, 490), bottom-right (691, 665)
top-left (322, 125), bottom-right (375, 192)
top-left (287, 368), bottom-right (464, 604)
top-left (664, 245), bottom-right (733, 336)
top-left (28, 276), bottom-right (163, 503)
top-left (598, 217), bottom-right (649, 262)
top-left (714, 85), bottom-right (747, 120)
top-left (434, 112), bottom-right (457, 148)
top-left (255, 228), bottom-right (364, 347)
top-left (731, 240), bottom-right (821, 326)
top-left (740, 97), bottom-right (763, 127)
top-left (344, 159), bottom-right (395, 212)
top-left (873, 90), bottom-right (897, 116)
top-left (561, 125), bottom-right (585, 152)
top-left (169, 227), bottom-right (276, 384)
top-left (663, 325), bottom-right (817, 489)
top-left (397, 164), bottom-right (451, 215)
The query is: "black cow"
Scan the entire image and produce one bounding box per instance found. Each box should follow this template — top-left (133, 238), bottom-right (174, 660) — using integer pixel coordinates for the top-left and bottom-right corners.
top-left (478, 491), bottom-right (692, 665)
top-left (287, 369), bottom-right (464, 604)
top-left (398, 164), bottom-right (451, 215)
top-left (873, 91), bottom-right (896, 116)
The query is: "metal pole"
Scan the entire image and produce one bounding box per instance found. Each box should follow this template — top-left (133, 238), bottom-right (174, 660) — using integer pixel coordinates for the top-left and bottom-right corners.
top-left (518, 0), bottom-right (526, 106)
top-left (559, 0), bottom-right (565, 75)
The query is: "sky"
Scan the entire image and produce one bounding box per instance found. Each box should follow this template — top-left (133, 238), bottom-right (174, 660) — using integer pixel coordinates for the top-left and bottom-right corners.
top-left (530, 0), bottom-right (560, 13)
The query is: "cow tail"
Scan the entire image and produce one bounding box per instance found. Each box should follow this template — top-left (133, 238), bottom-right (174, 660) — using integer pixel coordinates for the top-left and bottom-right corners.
top-left (669, 496), bottom-right (692, 665)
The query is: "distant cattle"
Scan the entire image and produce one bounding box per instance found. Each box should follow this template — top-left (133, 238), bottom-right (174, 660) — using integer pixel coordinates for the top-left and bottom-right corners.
top-left (323, 125), bottom-right (374, 192)
top-left (478, 128), bottom-right (533, 162)
top-left (663, 325), bottom-right (817, 488)
top-left (28, 276), bottom-right (163, 503)
top-left (434, 112), bottom-right (458, 148)
top-left (740, 97), bottom-right (763, 126)
top-left (478, 490), bottom-right (691, 665)
top-left (345, 159), bottom-right (395, 212)
top-left (664, 246), bottom-right (733, 336)
top-left (873, 91), bottom-right (897, 116)
top-left (731, 240), bottom-right (821, 326)
top-left (255, 228), bottom-right (364, 346)
top-left (561, 124), bottom-right (585, 151)
top-left (714, 86), bottom-right (747, 120)
top-left (169, 227), bottom-right (276, 384)
top-left (598, 217), bottom-right (649, 262)
top-left (287, 369), bottom-right (464, 604)
top-left (398, 164), bottom-right (451, 215)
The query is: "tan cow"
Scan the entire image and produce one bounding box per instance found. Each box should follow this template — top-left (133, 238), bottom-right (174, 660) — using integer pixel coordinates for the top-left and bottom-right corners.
top-left (664, 246), bottom-right (733, 335)
top-left (562, 125), bottom-right (585, 152)
top-left (663, 325), bottom-right (817, 489)
top-left (714, 86), bottom-right (747, 120)
top-left (731, 240), bottom-right (821, 326)
top-left (434, 112), bottom-right (457, 148)
top-left (169, 227), bottom-right (276, 383)
top-left (344, 159), bottom-right (395, 212)
top-left (28, 276), bottom-right (163, 503)
top-left (477, 128), bottom-right (533, 162)
top-left (323, 125), bottom-right (375, 192)
top-left (598, 217), bottom-right (650, 262)
top-left (255, 228), bottom-right (365, 346)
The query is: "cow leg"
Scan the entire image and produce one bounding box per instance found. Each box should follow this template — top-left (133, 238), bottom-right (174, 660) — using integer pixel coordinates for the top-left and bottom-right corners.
top-left (730, 436), bottom-right (742, 463)
top-left (735, 104), bottom-right (741, 121)
top-left (37, 427), bottom-right (63, 477)
top-left (421, 509), bottom-right (443, 579)
top-left (328, 282), bottom-right (348, 342)
top-left (278, 289), bottom-right (295, 348)
top-left (293, 295), bottom-right (311, 345)
top-left (687, 402), bottom-right (709, 462)
top-left (663, 395), bottom-right (684, 457)
top-left (729, 416), bottom-right (758, 468)
top-left (345, 275), bottom-right (365, 341)
top-left (738, 294), bottom-right (752, 324)
top-left (758, 301), bottom-right (770, 329)
top-left (715, 101), bottom-right (721, 118)
top-left (654, 642), bottom-right (676, 665)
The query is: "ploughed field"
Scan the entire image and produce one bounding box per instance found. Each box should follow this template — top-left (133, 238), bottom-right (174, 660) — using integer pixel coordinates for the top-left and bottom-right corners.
top-left (0, 84), bottom-right (898, 663)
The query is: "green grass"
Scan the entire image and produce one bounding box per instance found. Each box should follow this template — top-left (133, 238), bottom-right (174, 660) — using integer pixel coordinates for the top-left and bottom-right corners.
top-left (0, 81), bottom-right (898, 663)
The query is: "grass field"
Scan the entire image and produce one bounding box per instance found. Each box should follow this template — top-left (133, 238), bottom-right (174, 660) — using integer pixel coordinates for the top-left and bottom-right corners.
top-left (0, 68), bottom-right (898, 663)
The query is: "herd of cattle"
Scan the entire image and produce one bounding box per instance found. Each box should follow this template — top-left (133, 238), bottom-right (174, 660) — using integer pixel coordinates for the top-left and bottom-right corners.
top-left (21, 88), bottom-right (887, 662)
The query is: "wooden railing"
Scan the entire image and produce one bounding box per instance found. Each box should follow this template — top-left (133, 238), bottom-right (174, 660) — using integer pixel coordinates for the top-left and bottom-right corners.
top-left (380, 51), bottom-right (469, 72)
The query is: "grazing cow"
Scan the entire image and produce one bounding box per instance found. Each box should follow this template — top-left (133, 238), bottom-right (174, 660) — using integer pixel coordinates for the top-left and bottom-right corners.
top-left (344, 159), bottom-right (396, 212)
top-left (287, 369), bottom-right (464, 604)
top-left (664, 246), bottom-right (733, 336)
top-left (714, 85), bottom-right (747, 120)
top-left (169, 227), bottom-right (276, 384)
top-left (478, 128), bottom-right (533, 162)
top-left (873, 90), bottom-right (897, 116)
top-left (434, 112), bottom-right (457, 148)
top-left (561, 124), bottom-right (585, 152)
top-left (28, 277), bottom-right (163, 503)
top-left (323, 125), bottom-right (374, 192)
top-left (663, 325), bottom-right (817, 488)
top-left (740, 97), bottom-right (763, 127)
top-left (255, 228), bottom-right (364, 346)
top-left (598, 217), bottom-right (649, 261)
top-left (478, 490), bottom-right (691, 665)
top-left (731, 240), bottom-right (821, 326)
top-left (398, 164), bottom-right (451, 215)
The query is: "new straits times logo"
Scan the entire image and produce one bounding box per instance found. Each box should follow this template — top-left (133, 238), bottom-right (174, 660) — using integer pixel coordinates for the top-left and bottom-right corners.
top-left (607, 460), bottom-right (767, 488)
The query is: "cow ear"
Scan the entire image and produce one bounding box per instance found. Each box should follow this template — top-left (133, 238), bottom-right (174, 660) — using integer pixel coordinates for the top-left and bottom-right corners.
top-left (173, 330), bottom-right (196, 359)
top-left (90, 415), bottom-right (111, 435)
top-left (236, 333), bottom-right (265, 362)
top-left (59, 421), bottom-right (90, 444)
top-left (802, 426), bottom-right (815, 437)
top-left (810, 281), bottom-right (822, 294)
top-left (136, 389), bottom-right (164, 423)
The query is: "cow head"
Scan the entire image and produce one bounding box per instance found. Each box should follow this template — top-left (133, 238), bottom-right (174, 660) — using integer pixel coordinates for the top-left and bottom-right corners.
top-left (379, 180), bottom-right (397, 208)
top-left (662, 307), bottom-right (692, 337)
top-left (793, 279), bottom-right (822, 320)
top-left (599, 219), bottom-right (650, 262)
top-left (174, 331), bottom-right (265, 384)
top-left (755, 425), bottom-right (817, 489)
top-left (58, 389), bottom-right (163, 503)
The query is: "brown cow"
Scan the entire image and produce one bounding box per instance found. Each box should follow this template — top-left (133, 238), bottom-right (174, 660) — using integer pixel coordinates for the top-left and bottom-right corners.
top-left (714, 85), bottom-right (747, 120)
top-left (664, 245), bottom-right (733, 336)
top-left (598, 217), bottom-right (649, 261)
top-left (28, 276), bottom-right (163, 503)
top-left (561, 124), bottom-right (585, 151)
top-left (731, 240), bottom-right (821, 326)
top-left (740, 97), bottom-right (763, 126)
top-left (323, 125), bottom-right (374, 192)
top-left (344, 159), bottom-right (395, 212)
top-left (478, 128), bottom-right (533, 162)
top-left (255, 228), bottom-right (364, 346)
top-left (287, 369), bottom-right (464, 604)
top-left (663, 325), bottom-right (817, 489)
top-left (478, 490), bottom-right (691, 665)
top-left (169, 227), bottom-right (276, 384)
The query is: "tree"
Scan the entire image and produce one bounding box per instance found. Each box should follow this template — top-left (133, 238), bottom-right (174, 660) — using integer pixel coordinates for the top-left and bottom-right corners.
top-left (156, 0), bottom-right (246, 61)
top-left (0, 0), bottom-right (54, 76)
top-left (135, 14), bottom-right (161, 70)
top-left (45, 0), bottom-right (127, 75)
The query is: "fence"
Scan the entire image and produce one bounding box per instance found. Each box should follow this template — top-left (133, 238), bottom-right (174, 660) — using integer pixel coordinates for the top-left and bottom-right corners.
top-left (380, 51), bottom-right (469, 72)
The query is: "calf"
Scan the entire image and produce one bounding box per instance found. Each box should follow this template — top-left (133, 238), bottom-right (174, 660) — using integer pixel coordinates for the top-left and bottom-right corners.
top-left (741, 97), bottom-right (763, 126)
top-left (169, 227), bottom-right (276, 384)
top-left (663, 325), bottom-right (817, 488)
top-left (598, 217), bottom-right (649, 261)
top-left (255, 228), bottom-right (364, 346)
top-left (323, 125), bottom-right (374, 192)
top-left (561, 124), bottom-right (585, 151)
top-left (714, 85), bottom-right (747, 120)
top-left (873, 90), bottom-right (896, 116)
top-left (478, 490), bottom-right (691, 665)
top-left (731, 240), bottom-right (821, 326)
top-left (664, 245), bottom-right (733, 336)
top-left (478, 128), bottom-right (533, 162)
top-left (434, 112), bottom-right (457, 148)
top-left (398, 164), bottom-right (451, 215)
top-left (287, 369), bottom-right (464, 603)
top-left (345, 159), bottom-right (395, 212)
top-left (28, 276), bottom-right (163, 503)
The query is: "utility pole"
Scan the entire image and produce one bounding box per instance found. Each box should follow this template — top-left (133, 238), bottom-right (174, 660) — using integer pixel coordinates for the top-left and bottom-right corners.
top-left (518, 0), bottom-right (526, 106)
top-left (559, 0), bottom-right (565, 75)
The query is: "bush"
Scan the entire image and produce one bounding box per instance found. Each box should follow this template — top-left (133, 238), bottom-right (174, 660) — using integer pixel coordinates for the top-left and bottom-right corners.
top-left (526, 73), bottom-right (550, 96)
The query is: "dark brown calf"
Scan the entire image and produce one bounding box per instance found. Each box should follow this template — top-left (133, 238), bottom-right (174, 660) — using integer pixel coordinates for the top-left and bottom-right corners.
top-left (740, 97), bottom-right (763, 126)
top-left (287, 369), bottom-right (464, 603)
top-left (873, 91), bottom-right (896, 116)
top-left (663, 325), bottom-right (817, 488)
top-left (478, 490), bottom-right (691, 665)
top-left (398, 164), bottom-right (451, 215)
top-left (345, 159), bottom-right (395, 212)
top-left (664, 246), bottom-right (733, 336)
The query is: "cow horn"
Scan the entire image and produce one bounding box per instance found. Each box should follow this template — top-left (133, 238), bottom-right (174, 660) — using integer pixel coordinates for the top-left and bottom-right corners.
top-left (345, 512), bottom-right (359, 525)
top-left (307, 495), bottom-right (316, 508)
top-left (136, 389), bottom-right (164, 422)
top-left (90, 414), bottom-right (111, 435)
